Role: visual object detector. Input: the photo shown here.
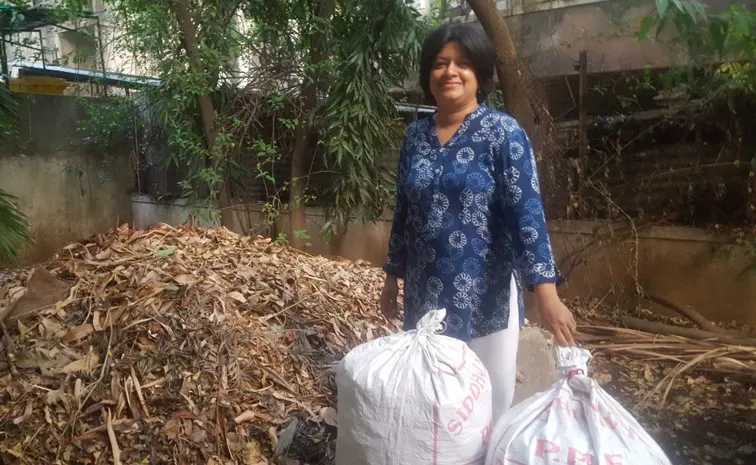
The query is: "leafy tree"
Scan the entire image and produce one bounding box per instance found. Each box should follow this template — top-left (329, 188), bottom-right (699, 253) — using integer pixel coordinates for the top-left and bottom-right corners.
top-left (639, 0), bottom-right (756, 98)
top-left (95, 0), bottom-right (427, 247)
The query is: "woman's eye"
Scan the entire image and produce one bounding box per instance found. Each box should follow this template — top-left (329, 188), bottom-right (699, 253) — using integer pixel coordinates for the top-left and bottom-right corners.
top-left (434, 62), bottom-right (446, 69)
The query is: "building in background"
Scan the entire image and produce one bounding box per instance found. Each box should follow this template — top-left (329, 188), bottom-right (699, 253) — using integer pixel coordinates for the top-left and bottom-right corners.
top-left (1, 1), bottom-right (151, 96)
top-left (412, 0), bottom-right (432, 16)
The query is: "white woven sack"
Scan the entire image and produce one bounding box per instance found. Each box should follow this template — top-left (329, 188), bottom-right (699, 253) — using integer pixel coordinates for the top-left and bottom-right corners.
top-left (335, 309), bottom-right (493, 465)
top-left (486, 347), bottom-right (673, 465)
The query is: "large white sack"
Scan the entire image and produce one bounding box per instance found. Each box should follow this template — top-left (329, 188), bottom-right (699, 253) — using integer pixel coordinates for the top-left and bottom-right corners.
top-left (335, 309), bottom-right (493, 465)
top-left (486, 347), bottom-right (673, 465)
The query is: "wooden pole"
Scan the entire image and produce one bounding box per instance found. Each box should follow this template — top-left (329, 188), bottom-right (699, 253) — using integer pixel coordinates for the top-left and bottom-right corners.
top-left (621, 316), bottom-right (756, 347)
top-left (578, 50), bottom-right (588, 159)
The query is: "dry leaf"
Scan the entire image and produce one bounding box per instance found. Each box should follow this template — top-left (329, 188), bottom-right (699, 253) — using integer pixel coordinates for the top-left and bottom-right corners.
top-left (234, 410), bottom-right (257, 424)
top-left (12, 401), bottom-right (33, 425)
top-left (242, 439), bottom-right (264, 465)
top-left (46, 385), bottom-right (66, 405)
top-left (58, 352), bottom-right (99, 374)
top-left (189, 426), bottom-right (208, 443)
top-left (594, 373), bottom-right (613, 385)
top-left (164, 418), bottom-right (181, 440)
top-left (228, 291), bottom-right (246, 303)
top-left (643, 364), bottom-right (655, 383)
top-left (319, 407), bottom-right (337, 427)
top-left (174, 275), bottom-right (197, 286)
top-left (95, 249), bottom-right (112, 261)
top-left (60, 324), bottom-right (96, 344)
top-left (93, 311), bottom-right (103, 331)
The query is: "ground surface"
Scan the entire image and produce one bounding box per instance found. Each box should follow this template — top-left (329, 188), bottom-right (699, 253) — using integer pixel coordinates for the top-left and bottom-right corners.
top-left (2, 250), bottom-right (754, 465)
top-left (575, 299), bottom-right (756, 465)
top-left (593, 355), bottom-right (755, 465)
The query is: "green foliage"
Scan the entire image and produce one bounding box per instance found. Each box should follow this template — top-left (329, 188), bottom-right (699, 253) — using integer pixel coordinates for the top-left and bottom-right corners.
top-left (78, 97), bottom-right (137, 151)
top-left (274, 232), bottom-right (289, 245)
top-left (68, 0), bottom-right (427, 241)
top-left (153, 246), bottom-right (177, 258)
top-left (320, 0), bottom-right (429, 234)
top-left (0, 189), bottom-right (30, 263)
top-left (77, 96), bottom-right (141, 182)
top-left (275, 230), bottom-right (311, 248)
top-left (294, 229), bottom-right (312, 248)
top-left (639, 0), bottom-right (756, 97)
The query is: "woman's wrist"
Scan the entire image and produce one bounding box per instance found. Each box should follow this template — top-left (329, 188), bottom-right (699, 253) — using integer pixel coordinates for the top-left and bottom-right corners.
top-left (533, 282), bottom-right (559, 302)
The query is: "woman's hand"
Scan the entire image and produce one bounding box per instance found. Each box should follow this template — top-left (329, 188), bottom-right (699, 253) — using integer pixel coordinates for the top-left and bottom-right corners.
top-left (381, 275), bottom-right (400, 319)
top-left (533, 284), bottom-right (576, 347)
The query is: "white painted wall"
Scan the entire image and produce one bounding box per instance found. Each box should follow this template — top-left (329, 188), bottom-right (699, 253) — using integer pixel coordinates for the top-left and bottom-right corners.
top-left (413, 0), bottom-right (432, 16)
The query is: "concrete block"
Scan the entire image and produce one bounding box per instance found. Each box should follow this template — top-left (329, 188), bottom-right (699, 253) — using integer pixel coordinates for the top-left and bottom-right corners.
top-left (513, 326), bottom-right (557, 405)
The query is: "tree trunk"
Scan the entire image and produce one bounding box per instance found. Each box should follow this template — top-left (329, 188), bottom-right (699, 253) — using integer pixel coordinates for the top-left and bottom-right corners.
top-left (172, 0), bottom-right (235, 228)
top-left (289, 0), bottom-right (335, 249)
top-left (289, 123), bottom-right (310, 249)
top-left (466, 0), bottom-right (567, 218)
top-left (466, 0), bottom-right (531, 132)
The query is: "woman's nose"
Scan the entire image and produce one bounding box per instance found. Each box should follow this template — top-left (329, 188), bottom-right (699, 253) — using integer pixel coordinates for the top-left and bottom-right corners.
top-left (444, 63), bottom-right (459, 77)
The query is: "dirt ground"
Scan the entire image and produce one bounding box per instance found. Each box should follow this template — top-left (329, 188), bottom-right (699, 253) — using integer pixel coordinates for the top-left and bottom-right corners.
top-left (591, 355), bottom-right (756, 465)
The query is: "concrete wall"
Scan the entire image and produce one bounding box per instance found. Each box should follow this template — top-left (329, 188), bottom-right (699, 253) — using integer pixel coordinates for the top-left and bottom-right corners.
top-left (132, 196), bottom-right (756, 326)
top-left (455, 0), bottom-right (755, 77)
top-left (548, 221), bottom-right (756, 325)
top-left (0, 95), bottom-right (134, 265)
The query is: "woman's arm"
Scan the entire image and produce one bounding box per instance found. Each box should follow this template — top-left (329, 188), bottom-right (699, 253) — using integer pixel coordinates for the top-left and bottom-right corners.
top-left (383, 139), bottom-right (411, 279)
top-left (498, 121), bottom-right (563, 289)
top-left (498, 119), bottom-right (576, 345)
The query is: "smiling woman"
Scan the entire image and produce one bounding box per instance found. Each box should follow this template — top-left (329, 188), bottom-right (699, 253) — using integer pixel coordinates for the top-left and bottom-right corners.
top-left (379, 22), bottom-right (577, 424)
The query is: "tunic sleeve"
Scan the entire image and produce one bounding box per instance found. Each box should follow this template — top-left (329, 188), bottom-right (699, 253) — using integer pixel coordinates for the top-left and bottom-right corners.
top-left (383, 137), bottom-right (411, 278)
top-left (498, 122), bottom-right (564, 289)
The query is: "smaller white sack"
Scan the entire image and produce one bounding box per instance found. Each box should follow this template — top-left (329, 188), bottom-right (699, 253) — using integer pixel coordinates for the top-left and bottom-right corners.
top-left (336, 309), bottom-right (493, 465)
top-left (486, 347), bottom-right (673, 465)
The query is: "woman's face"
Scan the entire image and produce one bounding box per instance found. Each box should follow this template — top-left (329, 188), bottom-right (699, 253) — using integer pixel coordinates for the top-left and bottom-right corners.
top-left (429, 41), bottom-right (479, 109)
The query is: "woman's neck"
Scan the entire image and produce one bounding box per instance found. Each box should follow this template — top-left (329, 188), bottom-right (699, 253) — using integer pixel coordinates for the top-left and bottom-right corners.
top-left (435, 100), bottom-right (480, 127)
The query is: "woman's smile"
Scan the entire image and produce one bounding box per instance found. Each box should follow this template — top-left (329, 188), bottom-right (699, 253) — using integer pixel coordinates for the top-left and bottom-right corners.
top-left (430, 42), bottom-right (479, 107)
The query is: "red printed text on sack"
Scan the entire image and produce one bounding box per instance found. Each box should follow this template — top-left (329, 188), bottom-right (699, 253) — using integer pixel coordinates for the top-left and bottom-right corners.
top-left (548, 390), bottom-right (640, 443)
top-left (530, 439), bottom-right (630, 465)
top-left (446, 360), bottom-right (488, 435)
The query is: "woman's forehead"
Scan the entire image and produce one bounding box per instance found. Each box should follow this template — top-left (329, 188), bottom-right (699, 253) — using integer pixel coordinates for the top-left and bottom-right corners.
top-left (436, 42), bottom-right (466, 59)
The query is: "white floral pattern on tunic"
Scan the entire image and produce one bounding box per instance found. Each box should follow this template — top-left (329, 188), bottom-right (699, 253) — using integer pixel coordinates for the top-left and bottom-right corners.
top-left (383, 105), bottom-right (564, 341)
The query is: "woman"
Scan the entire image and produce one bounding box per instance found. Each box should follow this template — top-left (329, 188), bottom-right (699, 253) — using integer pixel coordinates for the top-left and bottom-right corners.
top-left (380, 23), bottom-right (577, 422)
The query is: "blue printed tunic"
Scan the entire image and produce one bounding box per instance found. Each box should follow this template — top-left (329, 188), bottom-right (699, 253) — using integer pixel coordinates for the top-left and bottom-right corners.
top-left (383, 105), bottom-right (563, 342)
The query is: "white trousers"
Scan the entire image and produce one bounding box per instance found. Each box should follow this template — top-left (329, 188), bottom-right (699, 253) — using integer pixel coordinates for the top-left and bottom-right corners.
top-left (467, 274), bottom-right (520, 425)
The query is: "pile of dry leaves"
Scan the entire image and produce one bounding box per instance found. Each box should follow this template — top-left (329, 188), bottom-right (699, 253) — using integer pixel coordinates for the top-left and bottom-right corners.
top-left (0, 224), bottom-right (399, 465)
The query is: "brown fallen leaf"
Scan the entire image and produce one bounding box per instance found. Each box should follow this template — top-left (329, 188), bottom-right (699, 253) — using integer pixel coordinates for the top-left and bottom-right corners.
top-left (228, 291), bottom-right (246, 303)
top-left (45, 384), bottom-right (66, 405)
top-left (58, 352), bottom-right (99, 374)
top-left (319, 407), bottom-right (337, 427)
top-left (164, 418), bottom-right (181, 440)
top-left (60, 324), bottom-right (96, 344)
top-left (12, 401), bottom-right (33, 425)
top-left (242, 439), bottom-right (266, 465)
top-left (234, 410), bottom-right (257, 424)
top-left (173, 275), bottom-right (197, 286)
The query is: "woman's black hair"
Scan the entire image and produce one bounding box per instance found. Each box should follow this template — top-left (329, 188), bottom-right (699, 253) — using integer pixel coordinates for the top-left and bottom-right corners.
top-left (419, 23), bottom-right (497, 105)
